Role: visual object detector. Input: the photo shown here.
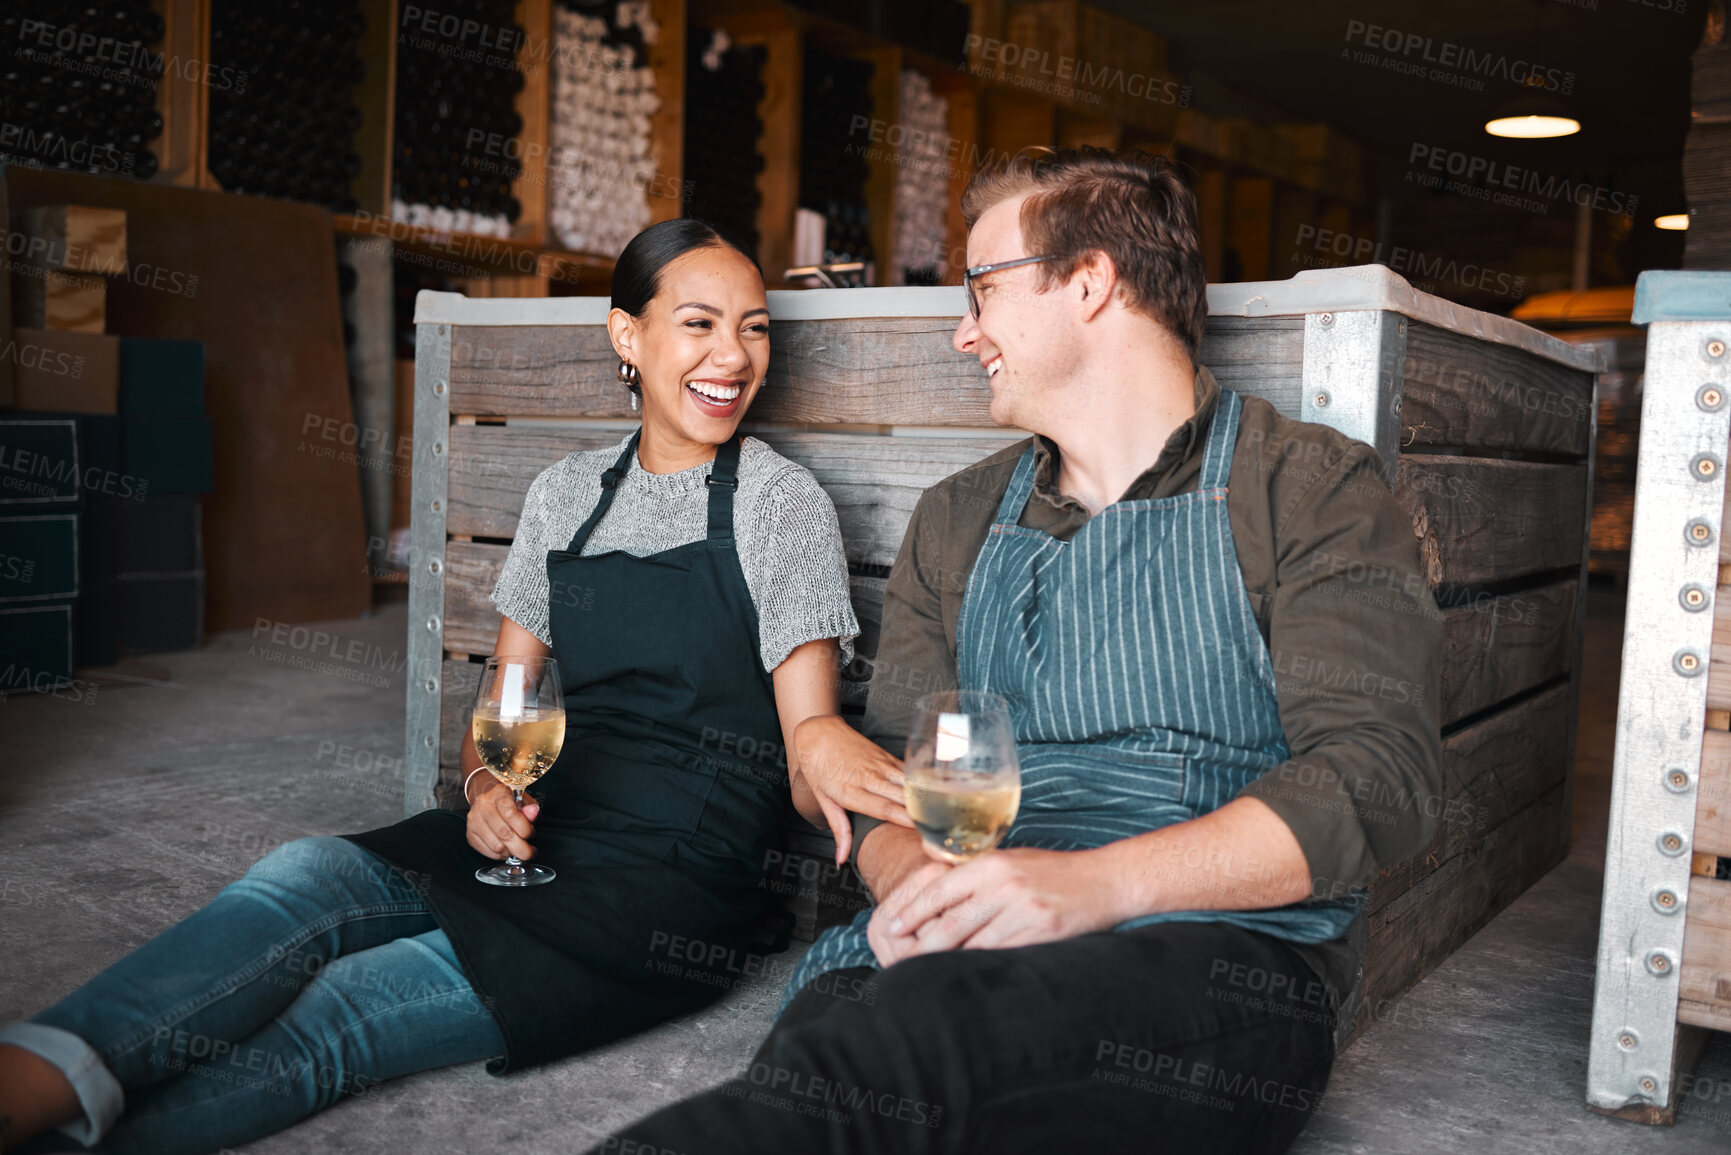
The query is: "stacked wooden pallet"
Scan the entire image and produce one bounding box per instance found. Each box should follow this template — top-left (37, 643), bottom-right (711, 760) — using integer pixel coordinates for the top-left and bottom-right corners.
top-left (1589, 270), bottom-right (1731, 1125)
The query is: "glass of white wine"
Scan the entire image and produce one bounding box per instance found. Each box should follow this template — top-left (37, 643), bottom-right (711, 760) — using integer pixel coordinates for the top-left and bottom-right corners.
top-left (471, 655), bottom-right (565, 887)
top-left (904, 690), bottom-right (1021, 864)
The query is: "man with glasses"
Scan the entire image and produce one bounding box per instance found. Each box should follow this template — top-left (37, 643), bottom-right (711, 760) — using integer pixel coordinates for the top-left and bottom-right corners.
top-left (592, 146), bottom-right (1441, 1154)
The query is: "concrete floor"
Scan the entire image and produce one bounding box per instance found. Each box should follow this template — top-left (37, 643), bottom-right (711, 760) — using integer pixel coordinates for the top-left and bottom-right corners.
top-left (2, 585), bottom-right (1728, 1153)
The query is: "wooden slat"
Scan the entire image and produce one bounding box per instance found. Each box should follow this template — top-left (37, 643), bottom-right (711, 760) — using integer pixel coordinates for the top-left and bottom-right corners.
top-left (446, 315), bottom-right (1307, 424)
top-left (1401, 322), bottom-right (1596, 457)
top-left (1706, 583), bottom-right (1731, 711)
top-left (439, 657), bottom-right (484, 770)
top-left (445, 541), bottom-right (510, 655)
top-left (1359, 782), bottom-right (1567, 1042)
top-left (1698, 728), bottom-right (1731, 857)
top-left (445, 424), bottom-right (1020, 566)
top-left (1680, 876), bottom-right (1731, 1032)
top-left (445, 425), bottom-right (626, 537)
top-left (1369, 682), bottom-right (1573, 916)
top-left (1439, 580), bottom-right (1576, 725)
top-left (1394, 458), bottom-right (1588, 587)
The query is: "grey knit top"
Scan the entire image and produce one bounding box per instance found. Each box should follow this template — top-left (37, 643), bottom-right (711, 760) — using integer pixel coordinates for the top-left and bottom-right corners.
top-left (491, 433), bottom-right (859, 672)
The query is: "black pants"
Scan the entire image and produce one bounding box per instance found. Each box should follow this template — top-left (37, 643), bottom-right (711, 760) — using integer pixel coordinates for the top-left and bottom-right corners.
top-left (587, 922), bottom-right (1337, 1155)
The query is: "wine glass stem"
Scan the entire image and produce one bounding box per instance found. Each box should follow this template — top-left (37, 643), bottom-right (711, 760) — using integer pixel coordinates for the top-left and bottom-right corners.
top-left (506, 787), bottom-right (527, 875)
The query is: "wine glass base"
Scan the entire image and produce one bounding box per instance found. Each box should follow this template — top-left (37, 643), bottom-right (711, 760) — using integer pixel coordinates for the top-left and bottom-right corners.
top-left (475, 862), bottom-right (556, 887)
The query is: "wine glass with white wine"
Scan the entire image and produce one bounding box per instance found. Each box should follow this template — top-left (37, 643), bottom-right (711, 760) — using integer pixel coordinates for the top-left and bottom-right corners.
top-left (904, 690), bottom-right (1021, 863)
top-left (471, 655), bottom-right (565, 887)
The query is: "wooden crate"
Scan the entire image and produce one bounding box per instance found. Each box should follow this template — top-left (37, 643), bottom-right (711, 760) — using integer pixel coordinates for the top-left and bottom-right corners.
top-left (404, 264), bottom-right (1601, 1042)
top-left (1588, 270), bottom-right (1731, 1123)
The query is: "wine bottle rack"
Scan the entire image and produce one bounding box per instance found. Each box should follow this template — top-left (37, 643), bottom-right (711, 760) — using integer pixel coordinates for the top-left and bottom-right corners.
top-left (547, 1), bottom-right (660, 258)
top-left (798, 42), bottom-right (874, 268)
top-left (206, 0), bottom-right (365, 213)
top-left (0, 2), bottom-right (165, 180)
top-left (391, 0), bottom-right (524, 236)
top-left (894, 69), bottom-right (949, 285)
top-left (684, 28), bottom-right (766, 257)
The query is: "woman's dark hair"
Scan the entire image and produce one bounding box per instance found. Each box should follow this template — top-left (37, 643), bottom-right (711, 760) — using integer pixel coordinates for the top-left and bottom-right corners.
top-left (610, 218), bottom-right (759, 318)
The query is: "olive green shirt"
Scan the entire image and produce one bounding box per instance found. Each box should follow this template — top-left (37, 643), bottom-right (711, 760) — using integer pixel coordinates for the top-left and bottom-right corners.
top-left (853, 365), bottom-right (1443, 1012)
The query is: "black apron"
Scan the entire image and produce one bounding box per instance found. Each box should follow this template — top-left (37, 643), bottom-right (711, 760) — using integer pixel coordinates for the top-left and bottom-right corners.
top-left (345, 433), bottom-right (791, 1073)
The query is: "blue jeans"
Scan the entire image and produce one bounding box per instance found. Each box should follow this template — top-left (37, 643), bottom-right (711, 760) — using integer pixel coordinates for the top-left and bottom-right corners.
top-left (0, 836), bottom-right (505, 1154)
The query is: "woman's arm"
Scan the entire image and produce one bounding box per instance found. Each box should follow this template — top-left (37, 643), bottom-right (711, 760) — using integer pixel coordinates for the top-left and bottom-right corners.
top-left (464, 617), bottom-right (554, 861)
top-left (772, 638), bottom-right (911, 865)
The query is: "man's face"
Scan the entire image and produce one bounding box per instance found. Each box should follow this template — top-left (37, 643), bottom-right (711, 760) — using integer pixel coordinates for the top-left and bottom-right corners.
top-left (952, 194), bottom-right (1074, 430)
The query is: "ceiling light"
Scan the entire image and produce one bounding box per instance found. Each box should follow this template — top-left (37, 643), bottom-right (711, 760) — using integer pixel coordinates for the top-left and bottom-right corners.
top-left (1484, 91), bottom-right (1581, 139)
top-left (1655, 214), bottom-right (1689, 231)
top-left (1485, 114), bottom-right (1581, 138)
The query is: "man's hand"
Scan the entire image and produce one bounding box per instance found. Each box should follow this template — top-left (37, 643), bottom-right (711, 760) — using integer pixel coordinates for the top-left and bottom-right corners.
top-left (868, 847), bottom-right (1125, 962)
top-left (791, 714), bottom-right (912, 863)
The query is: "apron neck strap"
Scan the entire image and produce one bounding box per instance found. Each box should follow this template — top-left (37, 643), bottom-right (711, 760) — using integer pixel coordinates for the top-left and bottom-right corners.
top-left (565, 430), bottom-right (641, 552)
top-left (1198, 388), bottom-right (1240, 492)
top-left (705, 436), bottom-right (742, 542)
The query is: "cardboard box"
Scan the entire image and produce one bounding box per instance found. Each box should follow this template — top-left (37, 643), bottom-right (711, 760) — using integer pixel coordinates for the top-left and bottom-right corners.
top-left (19, 205), bottom-right (128, 274)
top-left (10, 328), bottom-right (121, 414)
top-left (16, 269), bottom-right (106, 333)
top-left (116, 495), bottom-right (201, 574)
top-left (0, 417), bottom-right (80, 506)
top-left (118, 571), bottom-right (203, 654)
top-left (123, 417), bottom-right (214, 494)
top-left (76, 579), bottom-right (117, 667)
top-left (119, 338), bottom-right (205, 417)
top-left (0, 513), bottom-right (78, 600)
top-left (0, 602), bottom-right (74, 690)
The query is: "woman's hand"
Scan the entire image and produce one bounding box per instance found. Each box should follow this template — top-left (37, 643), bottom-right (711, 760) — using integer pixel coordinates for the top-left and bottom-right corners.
top-left (465, 777), bottom-right (540, 861)
top-left (792, 714), bottom-right (912, 864)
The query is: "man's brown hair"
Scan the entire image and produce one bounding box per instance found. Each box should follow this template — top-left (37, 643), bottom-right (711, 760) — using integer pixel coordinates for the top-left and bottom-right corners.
top-left (961, 146), bottom-right (1208, 360)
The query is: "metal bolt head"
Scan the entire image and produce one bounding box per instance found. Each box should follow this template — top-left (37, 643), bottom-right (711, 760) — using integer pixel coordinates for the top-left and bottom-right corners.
top-left (1678, 651), bottom-right (1702, 673)
top-left (1702, 385), bottom-right (1726, 411)
top-left (1646, 951), bottom-right (1674, 976)
top-left (1653, 888), bottom-right (1681, 914)
top-left (1684, 585), bottom-right (1708, 609)
top-left (1709, 339), bottom-right (1727, 359)
top-left (438, 325), bottom-right (447, 336)
top-left (1619, 1031), bottom-right (1639, 1050)
top-left (1640, 1077), bottom-right (1658, 1094)
top-left (1315, 392), bottom-right (1331, 408)
top-left (1320, 312), bottom-right (1334, 326)
top-left (1690, 522), bottom-right (1713, 543)
top-left (1661, 832), bottom-right (1685, 854)
top-left (1666, 767), bottom-right (1694, 793)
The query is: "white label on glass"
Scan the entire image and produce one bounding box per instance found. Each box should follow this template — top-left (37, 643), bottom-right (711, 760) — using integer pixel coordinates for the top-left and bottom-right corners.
top-left (500, 663), bottom-right (525, 718)
top-left (935, 712), bottom-right (970, 762)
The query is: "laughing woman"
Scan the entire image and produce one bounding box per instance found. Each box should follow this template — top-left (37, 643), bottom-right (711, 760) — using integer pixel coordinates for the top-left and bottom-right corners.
top-left (0, 219), bottom-right (909, 1155)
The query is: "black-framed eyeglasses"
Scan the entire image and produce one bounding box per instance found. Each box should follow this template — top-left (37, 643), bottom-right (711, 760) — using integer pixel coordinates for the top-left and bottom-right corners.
top-left (963, 255), bottom-right (1058, 319)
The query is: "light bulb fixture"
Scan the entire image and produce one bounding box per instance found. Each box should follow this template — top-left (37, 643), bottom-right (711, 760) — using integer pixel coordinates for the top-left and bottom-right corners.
top-left (1655, 214), bottom-right (1690, 231)
top-left (1485, 91), bottom-right (1580, 138)
top-left (1485, 113), bottom-right (1581, 138)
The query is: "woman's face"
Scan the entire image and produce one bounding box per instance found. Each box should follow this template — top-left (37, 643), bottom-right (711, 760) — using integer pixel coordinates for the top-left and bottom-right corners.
top-left (610, 244), bottom-right (770, 451)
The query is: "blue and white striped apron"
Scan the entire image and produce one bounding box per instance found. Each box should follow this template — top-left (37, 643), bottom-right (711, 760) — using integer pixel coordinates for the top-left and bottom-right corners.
top-left (782, 389), bottom-right (1362, 1007)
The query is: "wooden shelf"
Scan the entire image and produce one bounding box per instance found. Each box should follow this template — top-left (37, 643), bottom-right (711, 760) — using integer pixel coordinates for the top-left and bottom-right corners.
top-left (331, 214), bottom-right (616, 282)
